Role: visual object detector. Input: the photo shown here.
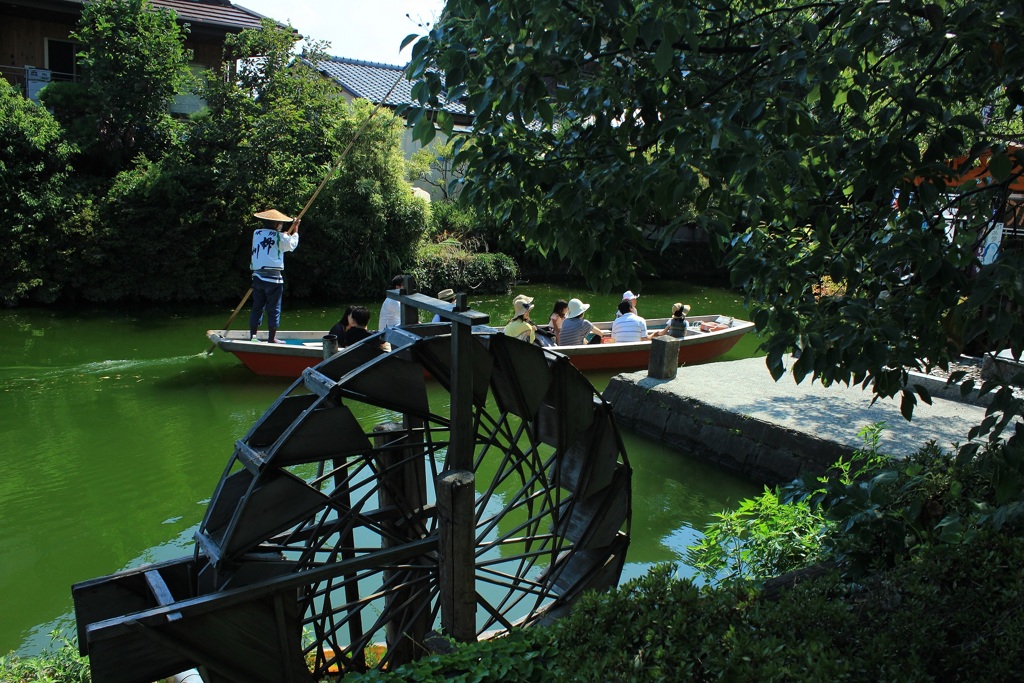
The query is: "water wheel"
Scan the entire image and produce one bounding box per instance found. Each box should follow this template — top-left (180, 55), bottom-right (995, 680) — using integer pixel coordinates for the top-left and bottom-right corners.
top-left (74, 325), bottom-right (631, 682)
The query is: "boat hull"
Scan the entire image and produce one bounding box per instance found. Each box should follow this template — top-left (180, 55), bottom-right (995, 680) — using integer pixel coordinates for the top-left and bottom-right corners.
top-left (207, 316), bottom-right (754, 378)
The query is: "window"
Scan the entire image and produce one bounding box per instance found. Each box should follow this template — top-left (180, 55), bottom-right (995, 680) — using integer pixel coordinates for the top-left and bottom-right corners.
top-left (46, 38), bottom-right (82, 82)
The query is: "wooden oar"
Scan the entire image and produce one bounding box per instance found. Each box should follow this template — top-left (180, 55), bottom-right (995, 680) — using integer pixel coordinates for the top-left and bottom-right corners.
top-left (206, 65), bottom-right (410, 355)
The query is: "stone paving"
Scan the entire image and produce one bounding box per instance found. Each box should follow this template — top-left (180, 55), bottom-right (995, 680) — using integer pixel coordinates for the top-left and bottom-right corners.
top-left (603, 355), bottom-right (995, 484)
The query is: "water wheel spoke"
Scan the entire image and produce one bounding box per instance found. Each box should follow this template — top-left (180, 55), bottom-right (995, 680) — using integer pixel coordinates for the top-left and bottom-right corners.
top-left (475, 535), bottom-right (559, 564)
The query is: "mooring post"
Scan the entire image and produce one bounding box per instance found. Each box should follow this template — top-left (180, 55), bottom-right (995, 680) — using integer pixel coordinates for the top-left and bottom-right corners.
top-left (648, 336), bottom-right (682, 380)
top-left (322, 334), bottom-right (340, 359)
top-left (437, 469), bottom-right (476, 642)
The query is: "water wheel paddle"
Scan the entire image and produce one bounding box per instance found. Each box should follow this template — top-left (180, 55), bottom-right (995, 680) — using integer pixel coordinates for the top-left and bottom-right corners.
top-left (74, 327), bottom-right (631, 682)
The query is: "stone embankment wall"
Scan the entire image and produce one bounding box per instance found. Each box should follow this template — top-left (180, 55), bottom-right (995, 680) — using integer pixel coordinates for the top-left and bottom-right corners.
top-left (603, 377), bottom-right (856, 486)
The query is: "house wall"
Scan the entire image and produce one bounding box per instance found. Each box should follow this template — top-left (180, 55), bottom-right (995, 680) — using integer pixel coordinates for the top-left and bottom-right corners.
top-left (0, 14), bottom-right (75, 90)
top-left (2, 9), bottom-right (227, 112)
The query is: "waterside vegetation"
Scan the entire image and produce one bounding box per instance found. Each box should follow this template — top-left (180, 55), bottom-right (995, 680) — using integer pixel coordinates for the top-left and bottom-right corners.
top-left (2, 1), bottom-right (511, 309)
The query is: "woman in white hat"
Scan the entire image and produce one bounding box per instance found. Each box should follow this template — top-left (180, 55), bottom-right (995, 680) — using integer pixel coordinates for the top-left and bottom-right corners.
top-left (504, 294), bottom-right (537, 343)
top-left (558, 297), bottom-right (604, 346)
top-left (249, 208), bottom-right (301, 343)
top-left (432, 288), bottom-right (457, 323)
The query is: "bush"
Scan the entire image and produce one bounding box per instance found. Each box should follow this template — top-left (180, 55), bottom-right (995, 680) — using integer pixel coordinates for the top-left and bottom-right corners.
top-left (0, 81), bottom-right (76, 306)
top-left (410, 240), bottom-right (519, 297)
top-left (426, 200), bottom-right (478, 240)
top-left (346, 528), bottom-right (1024, 682)
top-left (0, 631), bottom-right (90, 682)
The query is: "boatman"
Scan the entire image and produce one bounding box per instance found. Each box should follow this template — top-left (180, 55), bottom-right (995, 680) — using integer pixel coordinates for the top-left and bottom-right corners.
top-left (249, 208), bottom-right (300, 343)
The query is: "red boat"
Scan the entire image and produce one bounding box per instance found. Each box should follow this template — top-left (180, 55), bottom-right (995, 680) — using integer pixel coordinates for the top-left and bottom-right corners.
top-left (206, 315), bottom-right (754, 378)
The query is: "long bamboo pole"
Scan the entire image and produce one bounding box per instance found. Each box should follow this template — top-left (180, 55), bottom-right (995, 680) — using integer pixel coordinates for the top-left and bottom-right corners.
top-left (206, 65), bottom-right (410, 354)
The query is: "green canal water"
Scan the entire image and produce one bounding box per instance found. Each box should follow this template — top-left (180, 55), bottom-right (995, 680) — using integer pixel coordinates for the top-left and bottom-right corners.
top-left (0, 281), bottom-right (762, 656)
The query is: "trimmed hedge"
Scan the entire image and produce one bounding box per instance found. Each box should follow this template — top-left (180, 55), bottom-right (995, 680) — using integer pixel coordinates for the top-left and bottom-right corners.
top-left (410, 243), bottom-right (519, 297)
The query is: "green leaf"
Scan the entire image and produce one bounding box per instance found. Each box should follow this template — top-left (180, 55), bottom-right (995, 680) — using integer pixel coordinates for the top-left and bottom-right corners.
top-left (899, 389), bottom-right (916, 421)
top-left (847, 88), bottom-right (867, 114)
top-left (654, 38), bottom-right (675, 76)
top-left (413, 114), bottom-right (436, 145)
top-left (401, 33), bottom-right (420, 51)
top-left (988, 152), bottom-right (1011, 182)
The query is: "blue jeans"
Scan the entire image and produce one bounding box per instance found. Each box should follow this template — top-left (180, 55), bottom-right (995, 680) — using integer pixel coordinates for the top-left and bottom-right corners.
top-left (249, 276), bottom-right (284, 333)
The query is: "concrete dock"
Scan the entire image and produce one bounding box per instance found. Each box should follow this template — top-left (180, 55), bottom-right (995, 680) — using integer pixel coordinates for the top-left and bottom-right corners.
top-left (603, 356), bottom-right (992, 485)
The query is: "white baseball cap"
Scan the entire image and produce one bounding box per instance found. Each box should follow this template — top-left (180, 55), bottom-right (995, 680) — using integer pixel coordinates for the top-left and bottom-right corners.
top-left (621, 290), bottom-right (639, 301)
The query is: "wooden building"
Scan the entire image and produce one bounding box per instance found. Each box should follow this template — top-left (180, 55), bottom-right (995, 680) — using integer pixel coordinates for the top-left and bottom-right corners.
top-left (1, 0), bottom-right (270, 110)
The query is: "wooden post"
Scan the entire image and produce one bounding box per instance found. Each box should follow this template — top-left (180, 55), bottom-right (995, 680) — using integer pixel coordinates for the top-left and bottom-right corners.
top-left (648, 336), bottom-right (681, 380)
top-left (375, 286), bottom-right (489, 646)
top-left (373, 421), bottom-right (430, 666)
top-left (322, 334), bottom-right (340, 359)
top-left (437, 470), bottom-right (476, 643)
top-left (399, 275), bottom-right (419, 326)
top-left (448, 293), bottom-right (474, 471)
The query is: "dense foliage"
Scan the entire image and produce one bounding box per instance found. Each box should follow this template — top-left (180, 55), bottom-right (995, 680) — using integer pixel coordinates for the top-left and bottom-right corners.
top-left (340, 433), bottom-right (1024, 682)
top-left (343, 534), bottom-right (1024, 682)
top-left (0, 82), bottom-right (77, 306)
top-left (407, 0), bottom-right (1024, 446)
top-left (5, 7), bottom-right (437, 305)
top-left (69, 0), bottom-right (193, 174)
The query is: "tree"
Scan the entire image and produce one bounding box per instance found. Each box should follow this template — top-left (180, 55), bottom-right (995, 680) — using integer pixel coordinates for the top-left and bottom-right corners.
top-left (71, 0), bottom-right (193, 173)
top-left (0, 81), bottom-right (77, 305)
top-left (79, 20), bottom-right (428, 303)
top-left (407, 0), bottom-right (1024, 447)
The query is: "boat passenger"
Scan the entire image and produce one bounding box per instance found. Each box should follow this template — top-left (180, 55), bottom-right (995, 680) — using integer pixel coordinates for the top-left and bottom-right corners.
top-left (328, 306), bottom-right (354, 340)
top-left (558, 298), bottom-right (604, 346)
top-left (548, 299), bottom-right (568, 344)
top-left (249, 208), bottom-right (301, 344)
top-left (379, 274), bottom-right (405, 329)
top-left (615, 290), bottom-right (640, 318)
top-left (504, 295), bottom-right (537, 343)
top-left (343, 306), bottom-right (382, 347)
top-left (652, 302), bottom-right (691, 338)
top-left (432, 288), bottom-right (457, 323)
top-left (611, 299), bottom-right (650, 342)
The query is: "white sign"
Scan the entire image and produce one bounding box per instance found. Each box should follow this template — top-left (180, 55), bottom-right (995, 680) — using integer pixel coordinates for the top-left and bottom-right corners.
top-left (26, 67), bottom-right (51, 103)
top-left (978, 222), bottom-right (1003, 266)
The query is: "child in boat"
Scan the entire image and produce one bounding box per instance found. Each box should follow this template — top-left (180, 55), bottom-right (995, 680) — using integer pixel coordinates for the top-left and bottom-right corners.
top-left (343, 306), bottom-right (383, 348)
top-left (547, 299), bottom-right (568, 344)
top-left (651, 302), bottom-right (691, 338)
top-left (328, 306), bottom-right (354, 340)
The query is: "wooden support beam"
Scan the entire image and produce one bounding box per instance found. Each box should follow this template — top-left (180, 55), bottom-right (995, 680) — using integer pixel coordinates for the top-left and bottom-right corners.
top-left (437, 470), bottom-right (477, 643)
top-left (374, 421), bottom-right (431, 667)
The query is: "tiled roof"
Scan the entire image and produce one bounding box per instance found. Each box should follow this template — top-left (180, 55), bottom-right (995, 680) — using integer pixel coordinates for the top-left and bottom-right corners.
top-left (26, 0), bottom-right (267, 32)
top-left (154, 1), bottom-right (266, 31)
top-left (314, 56), bottom-right (467, 117)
